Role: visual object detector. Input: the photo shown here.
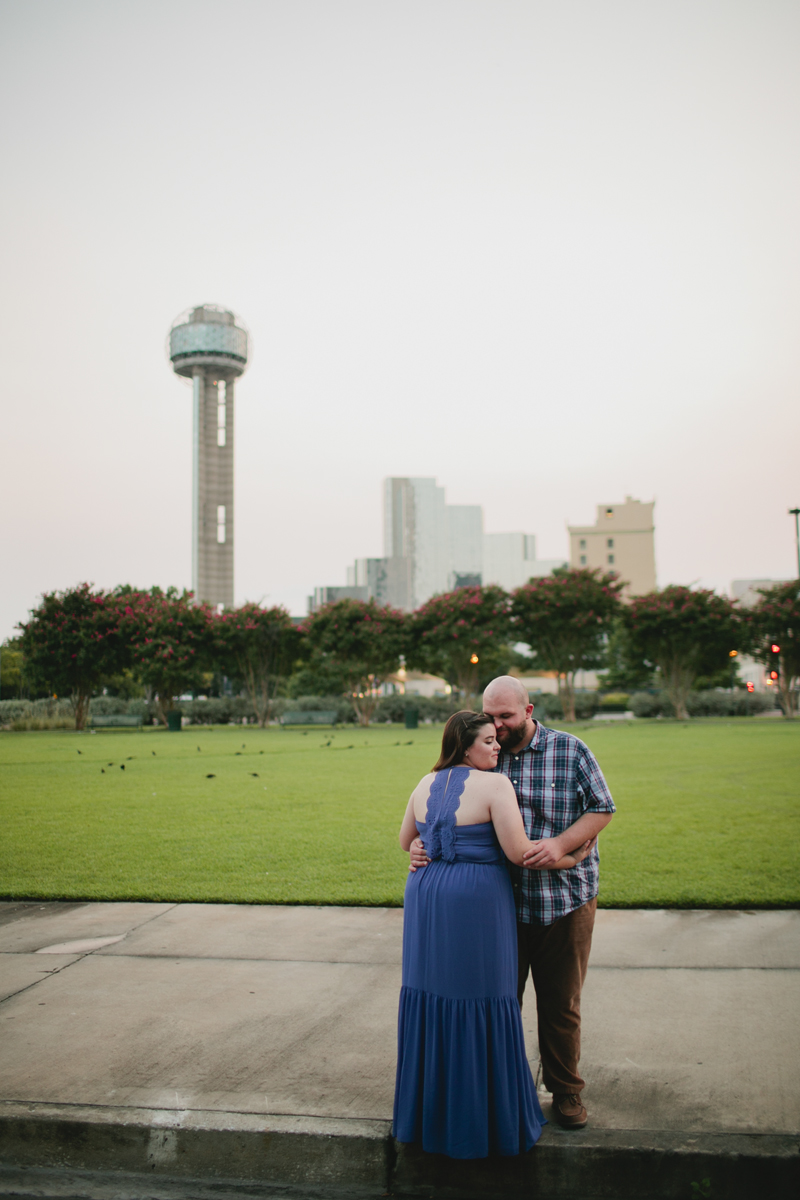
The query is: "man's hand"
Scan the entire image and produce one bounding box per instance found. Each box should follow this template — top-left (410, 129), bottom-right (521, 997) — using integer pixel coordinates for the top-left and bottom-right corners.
top-left (522, 836), bottom-right (567, 869)
top-left (408, 837), bottom-right (429, 873)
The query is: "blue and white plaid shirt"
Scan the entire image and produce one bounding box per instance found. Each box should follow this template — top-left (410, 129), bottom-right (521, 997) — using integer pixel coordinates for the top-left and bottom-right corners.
top-left (496, 721), bottom-right (615, 926)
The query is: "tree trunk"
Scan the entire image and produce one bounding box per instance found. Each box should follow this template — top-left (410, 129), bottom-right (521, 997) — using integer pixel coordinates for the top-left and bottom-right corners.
top-left (71, 691), bottom-right (90, 731)
top-left (352, 696), bottom-right (378, 725)
top-left (241, 660), bottom-right (270, 728)
top-left (663, 661), bottom-right (694, 721)
top-left (456, 662), bottom-right (480, 712)
top-left (778, 668), bottom-right (797, 719)
top-left (558, 673), bottom-right (576, 723)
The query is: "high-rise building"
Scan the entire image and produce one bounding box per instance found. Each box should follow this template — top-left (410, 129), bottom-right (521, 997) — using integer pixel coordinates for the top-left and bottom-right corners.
top-left (568, 497), bottom-right (656, 596)
top-left (168, 305), bottom-right (249, 609)
top-left (447, 505), bottom-right (484, 589)
top-left (483, 533), bottom-right (566, 591)
top-left (384, 477), bottom-right (449, 608)
top-left (311, 478), bottom-right (568, 614)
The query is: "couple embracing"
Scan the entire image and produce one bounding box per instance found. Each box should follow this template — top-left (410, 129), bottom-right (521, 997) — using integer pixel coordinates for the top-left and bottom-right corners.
top-left (393, 676), bottom-right (615, 1159)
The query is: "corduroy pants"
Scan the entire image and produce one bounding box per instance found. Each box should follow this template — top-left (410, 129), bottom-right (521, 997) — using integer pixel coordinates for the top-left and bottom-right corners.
top-left (517, 897), bottom-right (597, 1095)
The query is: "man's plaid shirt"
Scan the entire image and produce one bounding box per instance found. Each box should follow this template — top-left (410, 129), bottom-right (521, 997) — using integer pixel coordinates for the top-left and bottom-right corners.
top-left (495, 721), bottom-right (615, 926)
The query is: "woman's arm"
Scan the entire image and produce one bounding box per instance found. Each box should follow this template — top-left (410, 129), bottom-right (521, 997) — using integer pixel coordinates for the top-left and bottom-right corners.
top-left (399, 791), bottom-right (420, 852)
top-left (489, 779), bottom-right (594, 869)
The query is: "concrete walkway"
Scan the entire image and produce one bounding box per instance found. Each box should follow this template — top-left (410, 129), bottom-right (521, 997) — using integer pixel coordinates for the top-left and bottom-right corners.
top-left (0, 901), bottom-right (798, 1198)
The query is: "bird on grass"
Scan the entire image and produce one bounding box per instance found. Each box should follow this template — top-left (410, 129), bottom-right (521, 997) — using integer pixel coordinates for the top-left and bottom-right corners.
top-left (77, 750), bottom-right (82, 755)
top-left (151, 751), bottom-right (156, 756)
top-left (206, 773), bottom-right (216, 779)
top-left (120, 764), bottom-right (125, 770)
top-left (197, 746), bottom-right (201, 752)
top-left (101, 768), bottom-right (105, 774)
top-left (250, 772), bottom-right (259, 778)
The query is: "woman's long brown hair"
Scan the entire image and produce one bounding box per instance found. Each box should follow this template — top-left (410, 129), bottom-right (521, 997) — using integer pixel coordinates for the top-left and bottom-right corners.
top-left (432, 710), bottom-right (494, 771)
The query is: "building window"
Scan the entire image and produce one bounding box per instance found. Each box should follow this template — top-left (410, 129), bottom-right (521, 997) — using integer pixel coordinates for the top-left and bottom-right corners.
top-left (217, 505), bottom-right (226, 544)
top-left (605, 507), bottom-right (614, 517)
top-left (607, 538), bottom-right (614, 548)
top-left (217, 381), bottom-right (227, 447)
top-left (579, 539), bottom-right (586, 550)
top-left (608, 554), bottom-right (615, 564)
top-left (580, 555), bottom-right (587, 565)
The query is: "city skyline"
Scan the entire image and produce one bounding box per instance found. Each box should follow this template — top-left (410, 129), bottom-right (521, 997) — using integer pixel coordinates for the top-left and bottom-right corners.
top-left (2, 2), bottom-right (799, 640)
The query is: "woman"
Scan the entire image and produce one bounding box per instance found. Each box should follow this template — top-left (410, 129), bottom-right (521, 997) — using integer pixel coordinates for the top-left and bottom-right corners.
top-left (393, 711), bottom-right (591, 1159)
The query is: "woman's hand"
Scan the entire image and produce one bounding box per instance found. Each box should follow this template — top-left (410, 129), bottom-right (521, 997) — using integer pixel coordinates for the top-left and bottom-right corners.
top-left (522, 834), bottom-right (598, 871)
top-left (408, 837), bottom-right (430, 873)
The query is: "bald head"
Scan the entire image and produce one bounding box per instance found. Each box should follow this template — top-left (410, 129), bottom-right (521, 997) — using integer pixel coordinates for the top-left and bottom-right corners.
top-left (483, 675), bottom-right (530, 707)
top-left (482, 675), bottom-right (535, 753)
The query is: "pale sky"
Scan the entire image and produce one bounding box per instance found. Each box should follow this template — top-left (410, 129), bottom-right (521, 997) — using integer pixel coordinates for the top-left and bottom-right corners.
top-left (2, 0), bottom-right (799, 638)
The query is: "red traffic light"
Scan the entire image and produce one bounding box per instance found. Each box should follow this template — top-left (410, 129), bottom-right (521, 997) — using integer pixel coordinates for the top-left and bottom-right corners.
top-left (746, 681), bottom-right (755, 692)
top-left (771, 644), bottom-right (780, 653)
top-left (770, 670), bottom-right (779, 680)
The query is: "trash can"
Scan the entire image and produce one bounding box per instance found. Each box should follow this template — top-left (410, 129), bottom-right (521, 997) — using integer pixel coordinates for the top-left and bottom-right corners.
top-left (404, 705), bottom-right (419, 730)
top-left (166, 711), bottom-right (182, 732)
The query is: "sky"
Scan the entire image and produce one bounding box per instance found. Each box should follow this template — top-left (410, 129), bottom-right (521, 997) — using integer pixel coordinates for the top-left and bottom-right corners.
top-left (2, 0), bottom-right (799, 638)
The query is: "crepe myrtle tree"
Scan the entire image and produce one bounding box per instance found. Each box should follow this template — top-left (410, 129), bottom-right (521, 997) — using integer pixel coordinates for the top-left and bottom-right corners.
top-left (302, 598), bottom-right (406, 725)
top-left (18, 584), bottom-right (129, 730)
top-left (622, 585), bottom-right (740, 721)
top-left (215, 603), bottom-right (304, 728)
top-left (743, 580), bottom-right (800, 718)
top-left (117, 587), bottom-right (216, 724)
top-left (407, 585), bottom-right (511, 706)
top-left (510, 568), bottom-right (625, 723)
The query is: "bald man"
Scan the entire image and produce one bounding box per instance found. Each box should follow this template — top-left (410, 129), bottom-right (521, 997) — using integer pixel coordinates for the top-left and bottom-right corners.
top-left (410, 676), bottom-right (615, 1129)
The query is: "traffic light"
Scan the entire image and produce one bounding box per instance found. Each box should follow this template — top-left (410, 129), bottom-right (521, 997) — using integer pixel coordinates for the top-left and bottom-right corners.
top-left (768, 643), bottom-right (780, 684)
top-left (746, 682), bottom-right (755, 693)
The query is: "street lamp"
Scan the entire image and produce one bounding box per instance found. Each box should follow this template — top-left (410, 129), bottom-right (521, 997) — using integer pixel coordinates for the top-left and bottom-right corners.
top-left (790, 509), bottom-right (800, 578)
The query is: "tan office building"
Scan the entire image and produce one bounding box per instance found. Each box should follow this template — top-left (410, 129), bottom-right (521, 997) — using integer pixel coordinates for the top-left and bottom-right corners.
top-left (568, 497), bottom-right (656, 596)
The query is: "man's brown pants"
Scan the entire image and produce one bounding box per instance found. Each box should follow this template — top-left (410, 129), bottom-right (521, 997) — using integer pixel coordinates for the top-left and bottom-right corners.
top-left (517, 897), bottom-right (597, 1096)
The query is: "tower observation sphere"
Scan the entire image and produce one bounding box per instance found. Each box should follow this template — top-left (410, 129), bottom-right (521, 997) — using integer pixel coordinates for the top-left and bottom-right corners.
top-left (168, 305), bottom-right (250, 609)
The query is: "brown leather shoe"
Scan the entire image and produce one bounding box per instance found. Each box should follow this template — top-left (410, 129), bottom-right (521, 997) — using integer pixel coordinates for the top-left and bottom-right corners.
top-left (551, 1092), bottom-right (588, 1129)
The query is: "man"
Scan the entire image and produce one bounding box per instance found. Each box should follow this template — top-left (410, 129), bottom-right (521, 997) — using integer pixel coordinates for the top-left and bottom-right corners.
top-left (410, 676), bottom-right (614, 1129)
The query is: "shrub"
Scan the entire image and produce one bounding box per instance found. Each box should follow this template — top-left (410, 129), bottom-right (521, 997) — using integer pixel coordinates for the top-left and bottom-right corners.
top-left (598, 692), bottom-right (631, 712)
top-left (88, 696), bottom-right (130, 716)
top-left (374, 694), bottom-right (462, 724)
top-left (629, 690), bottom-right (778, 719)
top-left (629, 691), bottom-right (671, 718)
top-left (0, 698), bottom-right (75, 731)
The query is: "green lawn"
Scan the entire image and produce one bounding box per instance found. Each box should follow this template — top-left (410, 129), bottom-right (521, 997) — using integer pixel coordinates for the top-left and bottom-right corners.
top-left (1, 720), bottom-right (798, 908)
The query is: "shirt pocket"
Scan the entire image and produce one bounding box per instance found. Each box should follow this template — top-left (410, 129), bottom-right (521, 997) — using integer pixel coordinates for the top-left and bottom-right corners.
top-left (539, 782), bottom-right (574, 829)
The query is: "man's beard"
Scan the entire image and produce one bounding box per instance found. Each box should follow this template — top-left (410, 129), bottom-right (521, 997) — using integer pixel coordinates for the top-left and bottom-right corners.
top-left (496, 719), bottom-right (528, 750)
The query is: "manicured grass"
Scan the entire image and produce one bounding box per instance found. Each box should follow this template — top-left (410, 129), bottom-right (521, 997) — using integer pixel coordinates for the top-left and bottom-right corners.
top-left (1, 720), bottom-right (798, 908)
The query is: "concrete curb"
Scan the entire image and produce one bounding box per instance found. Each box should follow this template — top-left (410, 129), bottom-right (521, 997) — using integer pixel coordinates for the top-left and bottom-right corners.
top-left (0, 1102), bottom-right (797, 1200)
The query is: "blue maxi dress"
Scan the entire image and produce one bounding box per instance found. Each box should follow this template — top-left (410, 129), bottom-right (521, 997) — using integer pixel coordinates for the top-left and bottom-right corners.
top-left (393, 766), bottom-right (545, 1159)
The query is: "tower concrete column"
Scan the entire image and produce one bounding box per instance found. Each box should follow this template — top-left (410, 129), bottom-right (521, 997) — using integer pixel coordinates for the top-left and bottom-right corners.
top-left (169, 306), bottom-right (249, 610)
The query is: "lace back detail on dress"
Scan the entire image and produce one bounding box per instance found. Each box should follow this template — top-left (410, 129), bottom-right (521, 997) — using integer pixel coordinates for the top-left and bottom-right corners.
top-left (423, 766), bottom-right (470, 862)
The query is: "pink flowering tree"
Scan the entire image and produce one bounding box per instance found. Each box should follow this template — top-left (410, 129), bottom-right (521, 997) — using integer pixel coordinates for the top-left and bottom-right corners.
top-left (303, 598), bottom-right (406, 725)
top-left (18, 584), bottom-right (128, 730)
top-left (214, 603), bottom-right (303, 727)
top-left (511, 568), bottom-right (625, 722)
top-left (407, 585), bottom-right (511, 706)
top-left (622, 585), bottom-right (740, 720)
top-left (743, 581), bottom-right (800, 718)
top-left (117, 588), bottom-right (216, 724)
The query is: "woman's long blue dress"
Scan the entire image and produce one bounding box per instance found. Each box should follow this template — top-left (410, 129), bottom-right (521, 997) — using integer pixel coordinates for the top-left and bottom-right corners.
top-left (393, 766), bottom-right (545, 1159)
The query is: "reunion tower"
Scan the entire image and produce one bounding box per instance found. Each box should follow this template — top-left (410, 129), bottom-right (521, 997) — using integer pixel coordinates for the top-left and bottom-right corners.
top-left (168, 305), bottom-right (250, 609)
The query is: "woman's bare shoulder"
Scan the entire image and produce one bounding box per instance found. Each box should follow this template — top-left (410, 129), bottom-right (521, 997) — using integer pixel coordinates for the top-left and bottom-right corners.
top-left (412, 772), bottom-right (436, 799)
